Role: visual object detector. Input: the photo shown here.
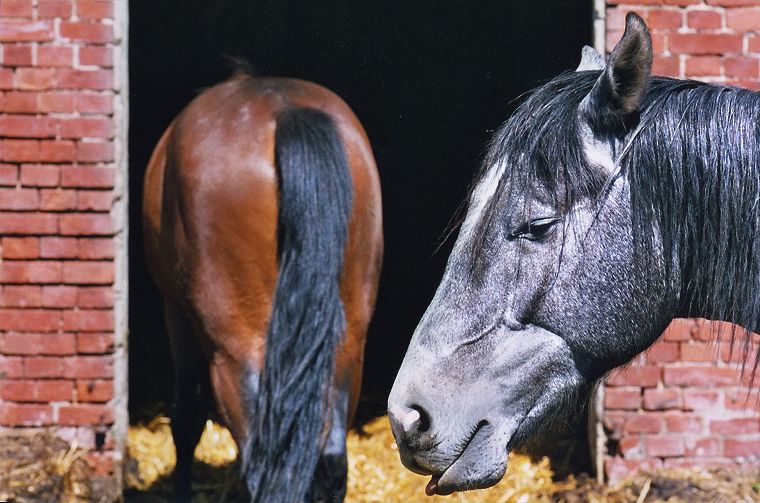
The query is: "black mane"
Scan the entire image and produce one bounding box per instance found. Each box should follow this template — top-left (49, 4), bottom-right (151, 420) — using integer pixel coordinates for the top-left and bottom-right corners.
top-left (480, 70), bottom-right (760, 369)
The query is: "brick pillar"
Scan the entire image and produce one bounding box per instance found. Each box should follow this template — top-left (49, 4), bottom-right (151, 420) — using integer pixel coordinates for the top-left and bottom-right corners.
top-left (599, 0), bottom-right (760, 480)
top-left (0, 0), bottom-right (128, 497)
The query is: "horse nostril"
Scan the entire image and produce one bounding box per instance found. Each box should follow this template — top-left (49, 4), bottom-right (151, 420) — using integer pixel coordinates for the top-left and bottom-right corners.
top-left (411, 404), bottom-right (430, 433)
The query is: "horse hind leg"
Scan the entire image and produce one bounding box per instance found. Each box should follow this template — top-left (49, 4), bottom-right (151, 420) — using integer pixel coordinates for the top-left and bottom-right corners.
top-left (306, 389), bottom-right (349, 503)
top-left (165, 302), bottom-right (211, 503)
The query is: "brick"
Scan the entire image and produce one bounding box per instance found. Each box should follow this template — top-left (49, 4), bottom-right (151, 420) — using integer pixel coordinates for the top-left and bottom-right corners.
top-left (3, 43), bottom-right (32, 66)
top-left (61, 166), bottom-right (114, 188)
top-left (725, 389), bottom-right (760, 410)
top-left (3, 139), bottom-right (39, 162)
top-left (625, 414), bottom-right (664, 434)
top-left (78, 287), bottom-right (113, 308)
top-left (653, 56), bottom-right (678, 77)
top-left (63, 309), bottom-right (114, 331)
top-left (683, 389), bottom-right (721, 410)
top-left (0, 116), bottom-right (55, 138)
top-left (57, 69), bottom-right (112, 90)
top-left (1, 285), bottom-right (42, 307)
top-left (76, 1), bottom-right (113, 19)
top-left (0, 403), bottom-right (53, 426)
top-left (643, 388), bottom-right (681, 410)
top-left (0, 68), bottom-right (13, 89)
top-left (0, 187), bottom-right (38, 210)
top-left (79, 46), bottom-right (112, 67)
top-left (605, 458), bottom-right (663, 483)
top-left (78, 237), bottom-right (114, 259)
top-left (20, 164), bottom-right (60, 186)
top-left (687, 10), bottom-right (723, 29)
top-left (725, 57), bottom-right (760, 79)
top-left (76, 332), bottom-right (113, 353)
top-left (42, 285), bottom-right (77, 307)
top-left (708, 0), bottom-right (760, 6)
top-left (2, 332), bottom-right (40, 353)
top-left (645, 435), bottom-right (685, 457)
top-left (40, 237), bottom-right (78, 258)
top-left (77, 190), bottom-right (111, 210)
top-left (606, 365), bottom-right (661, 387)
top-left (618, 435), bottom-right (642, 458)
top-left (40, 188), bottom-right (77, 211)
top-left (750, 35), bottom-right (760, 53)
top-left (647, 341), bottom-right (679, 363)
top-left (664, 318), bottom-right (697, 342)
top-left (0, 164), bottom-right (17, 185)
top-left (63, 355), bottom-right (112, 378)
top-left (76, 379), bottom-right (113, 402)
top-left (2, 237), bottom-right (39, 259)
top-left (85, 452), bottom-right (114, 475)
top-left (0, 261), bottom-right (62, 283)
top-left (60, 21), bottom-right (113, 43)
top-left (59, 404), bottom-right (113, 426)
top-left (0, 355), bottom-right (25, 378)
top-left (685, 437), bottom-right (723, 457)
top-left (0, 212), bottom-right (57, 234)
top-left (670, 33), bottom-right (743, 55)
top-left (39, 140), bottom-right (76, 162)
top-left (605, 388), bottom-right (641, 410)
top-left (663, 367), bottom-right (740, 387)
top-left (15, 68), bottom-right (56, 90)
top-left (24, 356), bottom-right (63, 377)
top-left (681, 341), bottom-right (718, 362)
top-left (4, 91), bottom-right (37, 113)
top-left (77, 142), bottom-right (113, 162)
top-left (60, 117), bottom-right (113, 139)
top-left (36, 378), bottom-right (74, 400)
top-left (38, 0), bottom-right (72, 18)
top-left (666, 414), bottom-right (703, 433)
top-left (62, 261), bottom-right (113, 284)
top-left (60, 214), bottom-right (113, 236)
top-left (38, 91), bottom-right (75, 112)
top-left (0, 379), bottom-right (35, 400)
top-left (75, 92), bottom-right (112, 113)
top-left (0, 308), bottom-right (60, 332)
top-left (0, 21), bottom-right (54, 42)
top-left (724, 438), bottom-right (760, 457)
top-left (648, 9), bottom-right (682, 29)
top-left (710, 417), bottom-right (760, 435)
top-left (0, 0), bottom-right (33, 17)
top-left (37, 45), bottom-right (73, 67)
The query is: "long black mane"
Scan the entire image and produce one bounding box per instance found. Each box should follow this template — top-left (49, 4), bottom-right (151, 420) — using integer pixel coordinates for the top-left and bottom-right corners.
top-left (480, 70), bottom-right (760, 369)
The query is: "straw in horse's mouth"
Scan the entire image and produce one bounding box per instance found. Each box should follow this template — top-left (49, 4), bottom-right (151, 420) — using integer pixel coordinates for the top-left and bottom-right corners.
top-left (425, 419), bottom-right (488, 496)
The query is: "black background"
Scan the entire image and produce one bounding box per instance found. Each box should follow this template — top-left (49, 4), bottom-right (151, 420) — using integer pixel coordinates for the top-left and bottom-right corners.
top-left (128, 0), bottom-right (592, 424)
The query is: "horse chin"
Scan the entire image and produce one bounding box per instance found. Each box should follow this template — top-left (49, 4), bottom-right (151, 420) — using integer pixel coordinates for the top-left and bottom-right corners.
top-left (427, 421), bottom-right (512, 496)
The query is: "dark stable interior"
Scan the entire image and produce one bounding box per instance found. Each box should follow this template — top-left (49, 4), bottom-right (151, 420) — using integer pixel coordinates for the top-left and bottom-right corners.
top-left (128, 0), bottom-right (592, 436)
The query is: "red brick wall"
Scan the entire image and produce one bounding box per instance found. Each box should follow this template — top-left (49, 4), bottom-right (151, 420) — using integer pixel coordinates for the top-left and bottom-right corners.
top-left (0, 0), bottom-right (127, 495)
top-left (602, 0), bottom-right (760, 480)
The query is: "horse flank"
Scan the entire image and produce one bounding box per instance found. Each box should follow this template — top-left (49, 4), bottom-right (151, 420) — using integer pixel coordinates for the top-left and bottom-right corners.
top-left (475, 70), bottom-right (760, 372)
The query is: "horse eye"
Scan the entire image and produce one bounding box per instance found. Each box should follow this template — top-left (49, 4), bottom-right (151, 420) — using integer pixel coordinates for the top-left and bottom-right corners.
top-left (508, 217), bottom-right (561, 241)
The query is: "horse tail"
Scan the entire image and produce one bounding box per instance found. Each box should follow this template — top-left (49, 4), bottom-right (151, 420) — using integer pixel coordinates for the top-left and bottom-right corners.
top-left (242, 107), bottom-right (353, 503)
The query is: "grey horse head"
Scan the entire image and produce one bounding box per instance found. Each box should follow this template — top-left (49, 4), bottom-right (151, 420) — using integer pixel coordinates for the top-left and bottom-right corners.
top-left (389, 11), bottom-right (760, 494)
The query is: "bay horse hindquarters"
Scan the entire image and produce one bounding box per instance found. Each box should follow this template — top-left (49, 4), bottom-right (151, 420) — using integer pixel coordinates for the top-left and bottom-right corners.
top-left (143, 73), bottom-right (383, 502)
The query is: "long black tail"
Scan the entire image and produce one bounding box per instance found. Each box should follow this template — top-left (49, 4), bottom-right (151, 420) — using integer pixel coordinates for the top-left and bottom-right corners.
top-left (242, 107), bottom-right (353, 502)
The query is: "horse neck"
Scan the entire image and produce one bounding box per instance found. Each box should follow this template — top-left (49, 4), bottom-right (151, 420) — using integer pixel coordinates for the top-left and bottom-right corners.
top-left (632, 82), bottom-right (760, 334)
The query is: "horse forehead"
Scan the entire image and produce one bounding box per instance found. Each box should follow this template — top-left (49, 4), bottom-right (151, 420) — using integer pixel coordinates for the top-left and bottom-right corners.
top-left (460, 161), bottom-right (508, 237)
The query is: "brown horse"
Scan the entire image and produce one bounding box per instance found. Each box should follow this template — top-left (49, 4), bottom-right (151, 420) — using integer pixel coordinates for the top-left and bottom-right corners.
top-left (142, 68), bottom-right (383, 502)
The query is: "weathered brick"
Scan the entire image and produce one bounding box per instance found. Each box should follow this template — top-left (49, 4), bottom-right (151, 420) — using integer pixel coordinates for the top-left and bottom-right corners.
top-left (625, 414), bottom-right (664, 434)
top-left (3, 43), bottom-right (33, 66)
top-left (0, 261), bottom-right (62, 284)
top-left (647, 341), bottom-right (680, 363)
top-left (0, 21), bottom-right (54, 42)
top-left (710, 417), bottom-right (760, 435)
top-left (605, 388), bottom-right (642, 410)
top-left (606, 366), bottom-right (661, 387)
top-left (4, 91), bottom-right (37, 113)
top-left (670, 33), bottom-right (743, 55)
top-left (24, 356), bottom-right (64, 377)
top-left (60, 21), bottom-right (113, 43)
top-left (20, 164), bottom-right (60, 187)
top-left (2, 237), bottom-right (39, 259)
top-left (76, 379), bottom-right (113, 402)
top-left (78, 287), bottom-right (113, 308)
top-left (59, 404), bottom-right (113, 426)
top-left (643, 388), bottom-right (681, 410)
top-left (61, 166), bottom-right (114, 188)
top-left (40, 237), bottom-right (78, 258)
top-left (666, 414), bottom-right (703, 433)
top-left (63, 355), bottom-right (112, 378)
top-left (0, 403), bottom-right (53, 426)
top-left (60, 214), bottom-right (113, 236)
top-left (77, 191), bottom-right (111, 211)
top-left (0, 212), bottom-right (57, 234)
top-left (1, 285), bottom-right (42, 307)
top-left (37, 45), bottom-right (74, 67)
top-left (663, 367), bottom-right (740, 387)
top-left (40, 188), bottom-right (77, 211)
top-left (76, 332), bottom-right (113, 353)
top-left (42, 285), bottom-right (78, 307)
top-left (687, 10), bottom-right (723, 29)
top-left (62, 309), bottom-right (114, 331)
top-left (38, 0), bottom-right (72, 18)
top-left (724, 438), bottom-right (760, 457)
top-left (0, 0), bottom-right (34, 17)
top-left (645, 435), bottom-right (685, 457)
top-left (62, 261), bottom-right (113, 284)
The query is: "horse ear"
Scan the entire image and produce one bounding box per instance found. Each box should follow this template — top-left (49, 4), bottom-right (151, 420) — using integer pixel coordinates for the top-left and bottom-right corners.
top-left (581, 13), bottom-right (652, 129)
top-left (576, 46), bottom-right (605, 72)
